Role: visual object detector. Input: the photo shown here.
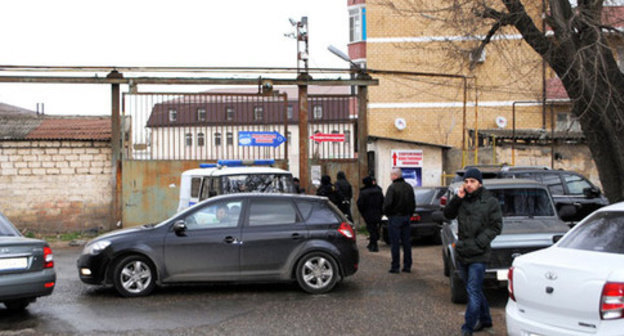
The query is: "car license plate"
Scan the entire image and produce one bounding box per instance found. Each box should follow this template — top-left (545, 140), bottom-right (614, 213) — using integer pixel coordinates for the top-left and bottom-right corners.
top-left (0, 257), bottom-right (28, 271)
top-left (496, 269), bottom-right (508, 281)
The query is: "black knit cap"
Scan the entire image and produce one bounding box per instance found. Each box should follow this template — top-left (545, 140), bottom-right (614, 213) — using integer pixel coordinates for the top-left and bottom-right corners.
top-left (463, 168), bottom-right (483, 184)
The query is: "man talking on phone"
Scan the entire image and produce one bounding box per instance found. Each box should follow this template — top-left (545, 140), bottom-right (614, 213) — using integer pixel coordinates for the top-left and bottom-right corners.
top-left (443, 168), bottom-right (502, 336)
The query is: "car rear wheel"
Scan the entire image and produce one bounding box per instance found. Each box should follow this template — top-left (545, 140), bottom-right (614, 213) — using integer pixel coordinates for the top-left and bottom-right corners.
top-left (450, 267), bottom-right (467, 304)
top-left (112, 255), bottom-right (156, 297)
top-left (296, 252), bottom-right (339, 294)
top-left (4, 299), bottom-right (30, 311)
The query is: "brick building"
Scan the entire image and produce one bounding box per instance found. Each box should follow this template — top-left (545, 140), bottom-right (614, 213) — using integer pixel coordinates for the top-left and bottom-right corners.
top-left (0, 104), bottom-right (112, 233)
top-left (346, 0), bottom-right (624, 187)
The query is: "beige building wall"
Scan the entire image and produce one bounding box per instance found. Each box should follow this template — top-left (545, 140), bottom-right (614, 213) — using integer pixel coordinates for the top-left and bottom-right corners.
top-left (364, 1), bottom-right (553, 149)
top-left (0, 140), bottom-right (113, 233)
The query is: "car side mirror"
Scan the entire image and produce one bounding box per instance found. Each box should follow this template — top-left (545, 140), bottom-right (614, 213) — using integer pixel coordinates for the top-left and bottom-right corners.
top-left (582, 186), bottom-right (600, 198)
top-left (173, 220), bottom-right (187, 236)
top-left (431, 210), bottom-right (446, 223)
top-left (557, 205), bottom-right (576, 220)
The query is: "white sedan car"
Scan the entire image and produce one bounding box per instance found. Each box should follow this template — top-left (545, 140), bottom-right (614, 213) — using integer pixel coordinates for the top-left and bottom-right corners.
top-left (506, 201), bottom-right (624, 336)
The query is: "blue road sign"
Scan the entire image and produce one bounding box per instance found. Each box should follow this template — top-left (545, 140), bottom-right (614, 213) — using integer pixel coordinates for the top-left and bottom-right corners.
top-left (238, 131), bottom-right (286, 147)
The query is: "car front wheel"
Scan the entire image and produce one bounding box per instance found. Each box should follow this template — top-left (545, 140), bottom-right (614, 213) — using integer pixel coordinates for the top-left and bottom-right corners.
top-left (296, 252), bottom-right (339, 294)
top-left (112, 255), bottom-right (156, 297)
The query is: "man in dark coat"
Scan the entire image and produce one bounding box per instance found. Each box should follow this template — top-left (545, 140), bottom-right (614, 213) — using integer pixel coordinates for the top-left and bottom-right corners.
top-left (443, 168), bottom-right (502, 336)
top-left (357, 176), bottom-right (384, 252)
top-left (383, 167), bottom-right (416, 273)
top-left (335, 171), bottom-right (353, 221)
top-left (316, 175), bottom-right (342, 208)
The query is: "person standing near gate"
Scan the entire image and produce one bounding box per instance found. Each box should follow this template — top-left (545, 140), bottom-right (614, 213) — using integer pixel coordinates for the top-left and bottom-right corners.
top-left (335, 171), bottom-right (353, 221)
top-left (443, 168), bottom-right (501, 335)
top-left (383, 167), bottom-right (415, 273)
top-left (357, 176), bottom-right (384, 252)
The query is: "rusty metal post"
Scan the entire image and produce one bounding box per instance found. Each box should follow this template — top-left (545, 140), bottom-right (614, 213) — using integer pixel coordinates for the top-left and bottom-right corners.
top-left (108, 70), bottom-right (123, 229)
top-left (357, 72), bottom-right (370, 184)
top-left (298, 73), bottom-right (311, 191)
top-left (462, 77), bottom-right (467, 168)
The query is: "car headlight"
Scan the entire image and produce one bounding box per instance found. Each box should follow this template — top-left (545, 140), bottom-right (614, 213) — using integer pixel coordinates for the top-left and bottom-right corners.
top-left (82, 240), bottom-right (111, 255)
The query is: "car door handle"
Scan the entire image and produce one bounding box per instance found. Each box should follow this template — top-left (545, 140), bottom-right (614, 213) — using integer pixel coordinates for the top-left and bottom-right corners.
top-left (291, 233), bottom-right (302, 240)
top-left (224, 236), bottom-right (240, 244)
top-left (573, 202), bottom-right (582, 207)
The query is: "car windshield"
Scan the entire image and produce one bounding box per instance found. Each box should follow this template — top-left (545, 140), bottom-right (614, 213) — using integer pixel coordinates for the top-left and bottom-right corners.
top-left (489, 188), bottom-right (554, 217)
top-left (558, 211), bottom-right (624, 254)
top-left (0, 212), bottom-right (21, 237)
top-left (221, 174), bottom-right (293, 194)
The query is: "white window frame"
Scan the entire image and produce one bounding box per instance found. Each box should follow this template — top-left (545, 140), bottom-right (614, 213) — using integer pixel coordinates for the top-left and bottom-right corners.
top-left (226, 106), bottom-right (234, 121)
top-left (197, 108), bottom-right (206, 121)
top-left (254, 106), bottom-right (264, 121)
top-left (313, 105), bottom-right (323, 119)
top-left (197, 133), bottom-right (205, 147)
top-left (185, 133), bottom-right (193, 147)
top-left (349, 5), bottom-right (365, 43)
top-left (169, 109), bottom-right (177, 122)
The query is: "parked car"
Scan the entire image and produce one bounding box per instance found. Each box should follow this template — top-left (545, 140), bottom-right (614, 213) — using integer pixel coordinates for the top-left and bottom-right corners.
top-left (0, 211), bottom-right (56, 311)
top-left (78, 193), bottom-right (358, 297)
top-left (498, 167), bottom-right (608, 222)
top-left (451, 165), bottom-right (608, 222)
top-left (381, 186), bottom-right (448, 244)
top-left (438, 179), bottom-right (572, 303)
top-left (506, 201), bottom-right (624, 335)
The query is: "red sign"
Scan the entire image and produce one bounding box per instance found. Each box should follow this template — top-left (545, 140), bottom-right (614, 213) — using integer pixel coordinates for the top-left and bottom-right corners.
top-left (310, 133), bottom-right (345, 142)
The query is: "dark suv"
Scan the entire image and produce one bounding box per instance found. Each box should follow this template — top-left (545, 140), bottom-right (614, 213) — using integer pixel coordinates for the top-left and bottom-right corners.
top-left (77, 194), bottom-right (358, 296)
top-left (439, 179), bottom-right (571, 303)
top-left (498, 167), bottom-right (608, 222)
top-left (452, 165), bottom-right (608, 222)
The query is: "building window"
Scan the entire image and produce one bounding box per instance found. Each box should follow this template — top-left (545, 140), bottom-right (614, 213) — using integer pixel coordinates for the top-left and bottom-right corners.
top-left (214, 132), bottom-right (222, 146)
top-left (556, 112), bottom-right (581, 132)
top-left (169, 109), bottom-right (177, 122)
top-left (313, 105), bottom-right (323, 119)
top-left (349, 6), bottom-right (366, 42)
top-left (344, 130), bottom-right (351, 144)
top-left (197, 133), bottom-right (205, 147)
top-left (226, 132), bottom-right (233, 146)
top-left (287, 131), bottom-right (292, 143)
top-left (185, 133), bottom-right (192, 147)
top-left (197, 108), bottom-right (206, 121)
top-left (226, 107), bottom-right (234, 121)
top-left (254, 106), bottom-right (264, 121)
top-left (287, 105), bottom-right (294, 120)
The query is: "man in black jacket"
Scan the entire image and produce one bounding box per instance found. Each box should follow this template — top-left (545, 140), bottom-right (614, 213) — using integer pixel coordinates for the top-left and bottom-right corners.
top-left (443, 168), bottom-right (502, 336)
top-left (383, 167), bottom-right (416, 273)
top-left (335, 171), bottom-right (353, 221)
top-left (357, 176), bottom-right (384, 252)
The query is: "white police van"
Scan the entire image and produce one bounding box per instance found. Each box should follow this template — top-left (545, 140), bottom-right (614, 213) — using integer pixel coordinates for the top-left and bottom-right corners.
top-left (177, 159), bottom-right (294, 212)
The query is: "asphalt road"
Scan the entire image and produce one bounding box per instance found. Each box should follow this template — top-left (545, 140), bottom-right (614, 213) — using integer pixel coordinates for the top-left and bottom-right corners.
top-left (0, 235), bottom-right (508, 336)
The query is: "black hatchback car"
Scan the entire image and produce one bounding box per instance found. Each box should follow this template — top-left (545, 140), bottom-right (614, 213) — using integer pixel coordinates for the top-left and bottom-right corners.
top-left (77, 194), bottom-right (358, 297)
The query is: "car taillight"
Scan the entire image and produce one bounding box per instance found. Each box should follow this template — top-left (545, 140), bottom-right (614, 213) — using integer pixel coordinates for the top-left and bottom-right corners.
top-left (410, 215), bottom-right (421, 222)
top-left (508, 267), bottom-right (515, 301)
top-left (338, 222), bottom-right (355, 240)
top-left (601, 282), bottom-right (624, 320)
top-left (440, 196), bottom-right (447, 206)
top-left (43, 246), bottom-right (54, 268)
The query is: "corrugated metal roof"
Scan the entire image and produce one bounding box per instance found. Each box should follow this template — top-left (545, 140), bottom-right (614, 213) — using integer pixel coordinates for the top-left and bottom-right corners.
top-left (25, 117), bottom-right (111, 141)
top-left (546, 78), bottom-right (569, 100)
top-left (0, 116), bottom-right (44, 140)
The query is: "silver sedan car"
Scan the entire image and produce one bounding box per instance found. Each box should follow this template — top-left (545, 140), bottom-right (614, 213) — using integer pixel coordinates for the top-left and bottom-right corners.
top-left (0, 211), bottom-right (56, 311)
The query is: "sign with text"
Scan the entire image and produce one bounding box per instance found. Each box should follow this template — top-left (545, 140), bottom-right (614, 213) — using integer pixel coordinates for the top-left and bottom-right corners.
top-left (310, 133), bottom-right (345, 143)
top-left (391, 150), bottom-right (423, 168)
top-left (238, 131), bottom-right (286, 147)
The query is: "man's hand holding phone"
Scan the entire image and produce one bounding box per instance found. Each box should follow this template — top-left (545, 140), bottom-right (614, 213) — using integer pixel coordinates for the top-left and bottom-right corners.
top-left (457, 184), bottom-right (466, 198)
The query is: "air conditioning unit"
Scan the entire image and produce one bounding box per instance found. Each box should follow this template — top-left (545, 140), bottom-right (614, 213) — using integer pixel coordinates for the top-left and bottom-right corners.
top-left (469, 48), bottom-right (486, 63)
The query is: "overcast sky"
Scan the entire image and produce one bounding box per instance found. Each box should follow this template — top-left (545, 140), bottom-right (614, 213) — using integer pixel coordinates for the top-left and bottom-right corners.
top-left (0, 0), bottom-right (349, 115)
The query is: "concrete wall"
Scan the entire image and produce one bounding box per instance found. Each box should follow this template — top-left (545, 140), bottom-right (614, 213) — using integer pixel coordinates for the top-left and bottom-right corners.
top-left (0, 140), bottom-right (113, 233)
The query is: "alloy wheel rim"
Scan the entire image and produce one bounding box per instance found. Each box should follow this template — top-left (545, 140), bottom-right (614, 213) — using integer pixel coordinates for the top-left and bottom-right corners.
top-left (302, 256), bottom-right (333, 289)
top-left (120, 260), bottom-right (152, 294)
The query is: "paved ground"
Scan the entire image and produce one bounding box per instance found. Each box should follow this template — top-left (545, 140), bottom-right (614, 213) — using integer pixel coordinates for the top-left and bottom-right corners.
top-left (0, 234), bottom-right (508, 335)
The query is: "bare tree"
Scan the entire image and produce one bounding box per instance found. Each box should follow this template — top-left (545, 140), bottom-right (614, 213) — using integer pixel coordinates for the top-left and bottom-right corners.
top-left (374, 0), bottom-right (624, 202)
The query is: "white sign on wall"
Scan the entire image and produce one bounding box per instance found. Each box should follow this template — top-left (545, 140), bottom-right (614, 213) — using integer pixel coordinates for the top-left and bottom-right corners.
top-left (391, 149), bottom-right (423, 168)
